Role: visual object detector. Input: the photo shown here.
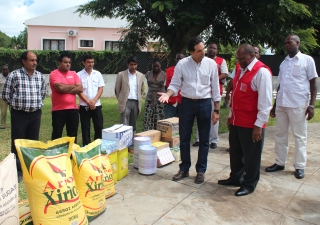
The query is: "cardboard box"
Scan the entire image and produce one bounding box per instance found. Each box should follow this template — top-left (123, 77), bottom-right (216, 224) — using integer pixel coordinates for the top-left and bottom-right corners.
top-left (134, 130), bottom-right (161, 143)
top-left (161, 136), bottom-right (180, 148)
top-left (157, 117), bottom-right (179, 138)
top-left (151, 141), bottom-right (174, 167)
top-left (102, 124), bottom-right (133, 150)
top-left (152, 141), bottom-right (170, 151)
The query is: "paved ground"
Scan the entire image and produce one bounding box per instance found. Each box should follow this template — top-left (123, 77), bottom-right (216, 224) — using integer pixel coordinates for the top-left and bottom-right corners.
top-left (91, 123), bottom-right (320, 225)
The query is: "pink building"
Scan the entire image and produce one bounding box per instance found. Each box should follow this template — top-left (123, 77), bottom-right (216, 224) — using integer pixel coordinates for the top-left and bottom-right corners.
top-left (24, 6), bottom-right (128, 51)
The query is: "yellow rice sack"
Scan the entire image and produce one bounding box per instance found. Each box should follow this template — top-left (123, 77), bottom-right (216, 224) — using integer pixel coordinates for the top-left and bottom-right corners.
top-left (101, 154), bottom-right (116, 198)
top-left (18, 200), bottom-right (33, 225)
top-left (72, 139), bottom-right (106, 221)
top-left (15, 137), bottom-right (88, 225)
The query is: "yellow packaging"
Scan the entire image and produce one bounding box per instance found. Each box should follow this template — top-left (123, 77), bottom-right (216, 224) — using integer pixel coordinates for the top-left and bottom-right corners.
top-left (101, 154), bottom-right (116, 198)
top-left (18, 200), bottom-right (33, 225)
top-left (15, 137), bottom-right (88, 225)
top-left (72, 139), bottom-right (107, 221)
top-left (109, 151), bottom-right (118, 184)
top-left (117, 147), bottom-right (128, 180)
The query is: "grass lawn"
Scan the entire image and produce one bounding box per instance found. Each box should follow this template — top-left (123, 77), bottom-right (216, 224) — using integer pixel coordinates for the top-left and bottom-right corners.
top-left (0, 97), bottom-right (319, 201)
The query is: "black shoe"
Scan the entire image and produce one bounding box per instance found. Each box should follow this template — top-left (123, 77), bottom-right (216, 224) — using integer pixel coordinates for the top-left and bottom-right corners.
top-left (210, 143), bottom-right (217, 149)
top-left (235, 187), bottom-right (253, 196)
top-left (294, 169), bottom-right (304, 179)
top-left (172, 170), bottom-right (189, 181)
top-left (194, 172), bottom-right (204, 184)
top-left (192, 141), bottom-right (199, 147)
top-left (265, 163), bottom-right (285, 172)
top-left (218, 178), bottom-right (241, 186)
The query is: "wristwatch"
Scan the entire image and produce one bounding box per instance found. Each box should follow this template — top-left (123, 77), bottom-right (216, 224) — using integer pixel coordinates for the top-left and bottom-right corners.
top-left (308, 105), bottom-right (315, 109)
top-left (214, 109), bottom-right (220, 114)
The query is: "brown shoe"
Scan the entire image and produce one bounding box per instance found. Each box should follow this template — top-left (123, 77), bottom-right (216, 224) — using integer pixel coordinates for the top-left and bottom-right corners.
top-left (172, 170), bottom-right (189, 181)
top-left (195, 172), bottom-right (204, 184)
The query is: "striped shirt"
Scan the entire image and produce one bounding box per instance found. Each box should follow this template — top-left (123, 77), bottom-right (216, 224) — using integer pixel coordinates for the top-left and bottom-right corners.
top-left (168, 56), bottom-right (221, 102)
top-left (2, 67), bottom-right (46, 112)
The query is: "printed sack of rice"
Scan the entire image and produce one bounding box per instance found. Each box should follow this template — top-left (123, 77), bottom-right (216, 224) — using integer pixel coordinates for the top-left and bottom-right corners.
top-left (15, 137), bottom-right (88, 225)
top-left (18, 200), bottom-right (33, 225)
top-left (72, 139), bottom-right (107, 221)
top-left (0, 153), bottom-right (19, 225)
top-left (101, 154), bottom-right (115, 198)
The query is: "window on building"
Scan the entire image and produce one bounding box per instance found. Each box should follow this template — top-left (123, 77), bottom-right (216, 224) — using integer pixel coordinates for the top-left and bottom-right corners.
top-left (79, 39), bottom-right (94, 48)
top-left (105, 41), bottom-right (122, 51)
top-left (43, 39), bottom-right (65, 50)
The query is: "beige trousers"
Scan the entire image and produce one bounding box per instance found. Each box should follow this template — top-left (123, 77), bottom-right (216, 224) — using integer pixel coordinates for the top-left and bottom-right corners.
top-left (0, 98), bottom-right (8, 128)
top-left (274, 103), bottom-right (308, 169)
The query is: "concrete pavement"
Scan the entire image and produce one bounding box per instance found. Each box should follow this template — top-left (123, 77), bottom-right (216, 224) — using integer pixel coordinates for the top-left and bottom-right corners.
top-left (91, 123), bottom-right (320, 225)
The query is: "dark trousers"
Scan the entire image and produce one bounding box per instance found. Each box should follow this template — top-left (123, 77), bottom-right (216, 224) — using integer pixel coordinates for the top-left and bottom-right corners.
top-left (164, 104), bottom-right (180, 119)
top-left (229, 124), bottom-right (265, 191)
top-left (179, 97), bottom-right (211, 173)
top-left (11, 109), bottom-right (42, 173)
top-left (120, 100), bottom-right (139, 132)
top-left (79, 105), bottom-right (103, 146)
top-left (52, 109), bottom-right (79, 142)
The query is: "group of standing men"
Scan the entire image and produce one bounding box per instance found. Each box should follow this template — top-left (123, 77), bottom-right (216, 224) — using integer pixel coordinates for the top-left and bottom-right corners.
top-left (1, 52), bottom-right (105, 180)
top-left (159, 34), bottom-right (317, 197)
top-left (0, 34), bottom-right (317, 194)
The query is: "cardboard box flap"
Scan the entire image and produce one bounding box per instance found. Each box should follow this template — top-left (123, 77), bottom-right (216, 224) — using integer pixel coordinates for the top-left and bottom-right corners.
top-left (103, 124), bottom-right (124, 132)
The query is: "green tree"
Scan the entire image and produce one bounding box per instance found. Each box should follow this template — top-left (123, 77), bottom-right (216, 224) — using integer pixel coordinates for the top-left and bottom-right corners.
top-left (77, 0), bottom-right (319, 63)
top-left (9, 27), bottom-right (27, 50)
top-left (0, 31), bottom-right (11, 48)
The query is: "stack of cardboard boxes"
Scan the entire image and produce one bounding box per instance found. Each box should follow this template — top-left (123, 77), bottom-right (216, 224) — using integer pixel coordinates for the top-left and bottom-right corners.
top-left (157, 117), bottom-right (180, 162)
top-left (102, 124), bottom-right (133, 181)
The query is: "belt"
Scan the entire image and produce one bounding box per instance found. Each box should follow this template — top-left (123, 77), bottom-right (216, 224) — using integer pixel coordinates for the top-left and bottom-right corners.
top-left (183, 97), bottom-right (211, 102)
top-left (183, 97), bottom-right (200, 101)
top-left (12, 108), bottom-right (39, 113)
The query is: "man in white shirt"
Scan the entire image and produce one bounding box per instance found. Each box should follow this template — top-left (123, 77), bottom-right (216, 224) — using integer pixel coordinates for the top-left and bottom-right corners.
top-left (193, 43), bottom-right (229, 149)
top-left (158, 36), bottom-right (220, 184)
top-left (218, 44), bottom-right (273, 196)
top-left (115, 56), bottom-right (144, 134)
top-left (265, 34), bottom-right (318, 179)
top-left (77, 54), bottom-right (105, 146)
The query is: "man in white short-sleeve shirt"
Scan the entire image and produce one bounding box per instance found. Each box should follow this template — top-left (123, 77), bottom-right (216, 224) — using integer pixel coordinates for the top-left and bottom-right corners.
top-left (265, 34), bottom-right (318, 179)
top-left (77, 54), bottom-right (105, 146)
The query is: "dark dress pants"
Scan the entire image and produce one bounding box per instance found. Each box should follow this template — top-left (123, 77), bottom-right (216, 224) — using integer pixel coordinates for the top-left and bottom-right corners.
top-left (229, 124), bottom-right (265, 191)
top-left (179, 97), bottom-right (211, 173)
top-left (11, 109), bottom-right (42, 173)
top-left (52, 109), bottom-right (79, 142)
top-left (79, 105), bottom-right (103, 146)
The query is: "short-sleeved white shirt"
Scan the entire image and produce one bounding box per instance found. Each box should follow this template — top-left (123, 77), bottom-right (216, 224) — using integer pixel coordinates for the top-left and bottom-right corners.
top-left (277, 52), bottom-right (318, 108)
top-left (77, 69), bottom-right (105, 106)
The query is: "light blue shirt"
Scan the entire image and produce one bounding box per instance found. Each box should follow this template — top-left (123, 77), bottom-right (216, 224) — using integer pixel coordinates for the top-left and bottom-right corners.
top-left (168, 56), bottom-right (220, 102)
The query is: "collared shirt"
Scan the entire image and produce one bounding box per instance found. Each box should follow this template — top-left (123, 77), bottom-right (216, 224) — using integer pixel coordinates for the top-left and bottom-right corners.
top-left (277, 51), bottom-right (318, 108)
top-left (229, 58), bottom-right (273, 127)
top-left (2, 67), bottom-right (46, 112)
top-left (168, 56), bottom-right (220, 102)
top-left (0, 73), bottom-right (8, 98)
top-left (127, 70), bottom-right (138, 100)
top-left (77, 69), bottom-right (105, 106)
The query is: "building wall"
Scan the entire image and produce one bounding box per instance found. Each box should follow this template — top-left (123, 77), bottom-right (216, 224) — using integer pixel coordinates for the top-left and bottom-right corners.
top-left (27, 26), bottom-right (122, 50)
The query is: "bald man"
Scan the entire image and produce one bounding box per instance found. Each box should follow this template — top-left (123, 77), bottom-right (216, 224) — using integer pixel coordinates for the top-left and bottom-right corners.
top-left (218, 44), bottom-right (272, 196)
top-left (266, 34), bottom-right (318, 179)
